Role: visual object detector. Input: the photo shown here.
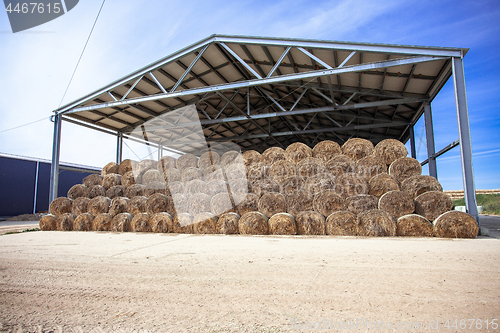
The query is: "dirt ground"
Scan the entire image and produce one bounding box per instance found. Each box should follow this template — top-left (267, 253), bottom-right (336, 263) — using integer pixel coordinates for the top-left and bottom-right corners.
top-left (0, 232), bottom-right (499, 333)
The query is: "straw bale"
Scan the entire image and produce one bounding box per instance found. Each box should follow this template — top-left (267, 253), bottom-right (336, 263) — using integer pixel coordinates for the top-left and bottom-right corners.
top-left (313, 190), bottom-right (345, 217)
top-left (378, 190), bottom-right (415, 219)
top-left (285, 189), bottom-right (313, 216)
top-left (121, 171), bottom-right (140, 187)
top-left (258, 192), bottom-right (287, 218)
top-left (279, 176), bottom-right (305, 196)
top-left (167, 181), bottom-right (185, 196)
top-left (203, 167), bottom-right (225, 182)
top-left (87, 196), bottom-right (110, 216)
top-left (86, 185), bottom-right (106, 199)
top-left (127, 196), bottom-right (148, 216)
top-left (341, 138), bottom-right (374, 161)
top-left (171, 193), bottom-right (188, 215)
top-left (146, 193), bottom-right (169, 215)
top-left (49, 197), bottom-right (73, 216)
top-left (217, 212), bottom-right (240, 234)
top-left (285, 142), bottom-right (312, 164)
top-left (111, 213), bottom-right (133, 232)
top-left (297, 157), bottom-right (326, 178)
top-left (224, 163), bottom-right (247, 183)
top-left (312, 140), bottom-right (342, 162)
top-left (396, 214), bottom-right (433, 237)
top-left (345, 194), bottom-right (379, 216)
top-left (235, 193), bottom-right (259, 216)
top-left (325, 155), bottom-right (355, 177)
top-left (193, 212), bottom-right (218, 234)
top-left (401, 175), bottom-right (442, 198)
top-left (180, 167), bottom-right (203, 183)
top-left (71, 197), bottom-right (90, 216)
top-left (185, 179), bottom-right (210, 196)
top-left (92, 213), bottom-right (113, 231)
top-left (101, 162), bottom-right (119, 176)
top-left (67, 184), bottom-right (87, 200)
top-left (131, 213), bottom-right (151, 232)
top-left (220, 150), bottom-right (243, 167)
top-left (144, 181), bottom-right (169, 197)
top-left (245, 162), bottom-right (268, 182)
top-left (239, 211), bottom-right (268, 235)
top-left (333, 173), bottom-right (368, 198)
top-left (102, 173), bottom-right (122, 190)
top-left (157, 156), bottom-right (176, 171)
top-left (163, 168), bottom-right (181, 183)
top-left (172, 213), bottom-right (194, 233)
top-left (242, 150), bottom-right (261, 166)
top-left (207, 179), bottom-right (229, 197)
top-left (357, 209), bottom-right (396, 236)
top-left (187, 193), bottom-right (212, 216)
top-left (413, 191), bottom-right (452, 221)
top-left (198, 151), bottom-right (220, 169)
top-left (118, 159), bottom-right (137, 175)
top-left (295, 211), bottom-right (326, 235)
top-left (268, 213), bottom-right (296, 235)
top-left (125, 184), bottom-right (145, 198)
top-left (106, 185), bottom-right (126, 199)
top-left (56, 213), bottom-right (75, 231)
top-left (108, 197), bottom-right (130, 217)
top-left (305, 173), bottom-right (336, 196)
top-left (261, 147), bottom-right (286, 165)
top-left (389, 157), bottom-right (422, 182)
top-left (355, 156), bottom-right (388, 181)
top-left (252, 178), bottom-right (280, 197)
top-left (136, 159), bottom-right (156, 176)
top-left (150, 212), bottom-right (172, 233)
top-left (142, 169), bottom-right (163, 185)
top-left (83, 174), bottom-right (103, 187)
top-left (176, 153), bottom-right (198, 171)
top-left (368, 174), bottom-right (400, 198)
top-left (373, 139), bottom-right (408, 165)
top-left (269, 160), bottom-right (296, 183)
top-left (211, 192), bottom-right (235, 216)
top-left (433, 211), bottom-right (479, 238)
top-left (74, 213), bottom-right (94, 231)
top-left (39, 214), bottom-right (57, 231)
top-left (325, 211), bottom-right (358, 236)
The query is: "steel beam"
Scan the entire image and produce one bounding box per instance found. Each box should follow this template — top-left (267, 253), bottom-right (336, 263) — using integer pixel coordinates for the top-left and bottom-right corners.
top-left (170, 44), bottom-right (209, 93)
top-left (267, 46), bottom-right (291, 78)
top-left (116, 133), bottom-right (123, 164)
top-left (421, 140), bottom-right (459, 166)
top-left (409, 126), bottom-right (416, 158)
top-left (424, 103), bottom-right (437, 178)
top-left (49, 114), bottom-right (62, 203)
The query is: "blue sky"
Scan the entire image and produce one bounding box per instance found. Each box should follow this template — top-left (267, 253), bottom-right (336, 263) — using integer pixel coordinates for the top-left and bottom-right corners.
top-left (0, 0), bottom-right (499, 190)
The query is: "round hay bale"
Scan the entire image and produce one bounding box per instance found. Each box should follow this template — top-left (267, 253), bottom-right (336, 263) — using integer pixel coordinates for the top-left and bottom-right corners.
top-left (193, 212), bottom-right (218, 234)
top-left (305, 173), bottom-right (336, 196)
top-left (258, 192), bottom-right (287, 218)
top-left (312, 140), bottom-right (342, 162)
top-left (261, 147), bottom-right (286, 165)
top-left (355, 156), bottom-right (388, 181)
top-left (74, 213), bottom-right (94, 231)
top-left (101, 162), bottom-right (119, 176)
top-left (203, 167), bottom-right (225, 182)
top-left (176, 153), bottom-right (198, 171)
top-left (396, 214), bottom-right (433, 237)
top-left (373, 139), bottom-right (408, 165)
top-left (67, 184), bottom-right (87, 200)
top-left (49, 197), bottom-right (73, 216)
top-left (378, 190), bottom-right (415, 219)
top-left (224, 163), bottom-right (247, 182)
top-left (297, 157), bottom-right (326, 178)
top-left (220, 150), bottom-right (243, 167)
top-left (127, 196), bottom-right (148, 216)
top-left (217, 212), bottom-right (240, 234)
top-left (401, 175), bottom-right (442, 199)
top-left (109, 197), bottom-right (130, 217)
top-left (268, 160), bottom-right (296, 183)
top-left (131, 213), bottom-right (151, 232)
top-left (279, 176), bottom-right (306, 196)
top-left (357, 209), bottom-right (396, 236)
top-left (286, 189), bottom-right (314, 216)
top-left (345, 194), bottom-right (379, 216)
top-left (87, 196), bottom-right (111, 216)
top-left (142, 169), bottom-right (163, 185)
top-left (163, 168), bottom-right (181, 183)
top-left (333, 173), bottom-right (368, 198)
top-left (341, 138), bottom-right (374, 161)
top-left (111, 213), bottom-right (133, 232)
top-left (118, 159), bottom-right (137, 176)
top-left (125, 184), bottom-right (145, 198)
top-left (167, 181), bottom-right (185, 196)
top-left (268, 213), bottom-right (296, 235)
top-left (83, 174), bottom-right (103, 187)
top-left (313, 190), bottom-right (345, 217)
top-left (187, 193), bottom-right (212, 216)
top-left (185, 179), bottom-right (209, 196)
top-left (150, 212), bottom-right (173, 233)
top-left (242, 150), bottom-right (261, 166)
top-left (56, 213), bottom-right (75, 231)
top-left (245, 162), bottom-right (268, 182)
top-left (433, 211), bottom-right (479, 238)
top-left (211, 192), bottom-right (235, 216)
top-left (325, 211), bottom-right (358, 236)
top-left (39, 214), bottom-right (57, 231)
top-left (207, 179), bottom-right (229, 197)
top-left (181, 167), bottom-right (204, 183)
top-left (239, 211), bottom-right (268, 235)
top-left (368, 174), bottom-right (400, 198)
top-left (92, 213), bottom-right (113, 231)
top-left (285, 142), bottom-right (312, 164)
top-left (325, 155), bottom-right (355, 177)
top-left (389, 157), bottom-right (422, 182)
top-left (172, 194), bottom-right (188, 215)
top-left (71, 197), bottom-right (90, 216)
top-left (198, 151), bottom-right (220, 169)
top-left (234, 193), bottom-right (259, 216)
top-left (172, 213), bottom-right (194, 233)
top-left (121, 171), bottom-right (141, 187)
top-left (252, 178), bottom-right (281, 197)
top-left (157, 156), bottom-right (176, 171)
top-left (136, 159), bottom-right (156, 176)
top-left (106, 185), bottom-right (126, 199)
top-left (228, 178), bottom-right (251, 198)
top-left (144, 181), bottom-right (169, 197)
top-left (102, 173), bottom-right (122, 190)
top-left (85, 185), bottom-right (106, 199)
top-left (414, 191), bottom-right (453, 221)
top-left (295, 211), bottom-right (326, 235)
top-left (146, 193), bottom-right (170, 215)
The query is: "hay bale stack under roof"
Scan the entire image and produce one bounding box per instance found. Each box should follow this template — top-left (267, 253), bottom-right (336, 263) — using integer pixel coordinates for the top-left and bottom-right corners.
top-left (285, 142), bottom-right (312, 164)
top-left (49, 197), bottom-right (73, 216)
top-left (312, 140), bottom-right (341, 162)
top-left (357, 209), bottom-right (396, 236)
top-left (368, 174), bottom-right (400, 198)
top-left (106, 185), bottom-right (126, 199)
top-left (401, 175), bottom-right (442, 199)
top-left (433, 211), bottom-right (479, 238)
top-left (131, 213), bottom-right (151, 232)
top-left (242, 150), bottom-right (261, 166)
top-left (74, 213), bottom-right (94, 231)
top-left (118, 159), bottom-right (137, 175)
top-left (239, 211), bottom-right (269, 235)
top-left (101, 162), bottom-right (119, 176)
top-left (355, 155), bottom-right (388, 181)
top-left (285, 189), bottom-right (313, 216)
top-left (217, 212), bottom-right (240, 234)
top-left (71, 197), bottom-right (90, 216)
top-left (108, 197), bottom-right (129, 217)
top-left (198, 151), bottom-right (220, 170)
top-left (269, 160), bottom-right (296, 183)
top-left (345, 194), bottom-right (379, 216)
top-left (211, 192), bottom-right (235, 216)
top-left (373, 139), bottom-right (408, 165)
top-left (325, 155), bottom-right (355, 177)
top-left (389, 157), bottom-right (422, 182)
top-left (87, 196), bottom-right (111, 216)
top-left (176, 153), bottom-right (198, 171)
top-left (325, 211), bottom-right (358, 236)
top-left (172, 213), bottom-right (194, 233)
top-left (67, 184), bottom-right (87, 200)
top-left (414, 191), bottom-right (453, 221)
top-left (341, 138), bottom-right (374, 161)
top-left (234, 193), bottom-right (259, 216)
top-left (56, 213), bottom-right (75, 231)
top-left (92, 213), bottom-right (113, 231)
top-left (297, 157), bottom-right (325, 178)
top-left (268, 213), bottom-right (297, 235)
top-left (261, 147), bottom-right (286, 165)
top-left (258, 192), bottom-right (287, 218)
top-left (39, 214), bottom-right (57, 231)
top-left (378, 190), bottom-right (415, 219)
top-left (396, 214), bottom-right (433, 237)
top-left (127, 196), bottom-right (148, 216)
top-left (193, 212), bottom-right (218, 234)
top-left (125, 184), bottom-right (145, 198)
top-left (313, 190), bottom-right (345, 217)
top-left (83, 174), bottom-right (103, 187)
top-left (333, 173), bottom-right (368, 198)
top-left (150, 212), bottom-right (172, 233)
top-left (187, 193), bottom-right (212, 216)
top-left (111, 213), bottom-right (133, 232)
top-left (295, 211), bottom-right (326, 235)
top-left (102, 173), bottom-right (121, 190)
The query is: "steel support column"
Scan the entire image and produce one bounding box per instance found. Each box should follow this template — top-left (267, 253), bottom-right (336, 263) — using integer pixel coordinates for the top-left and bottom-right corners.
top-left (49, 114), bottom-right (62, 203)
top-left (424, 103), bottom-right (437, 178)
top-left (452, 56), bottom-right (478, 222)
top-left (409, 126), bottom-right (417, 158)
top-left (116, 133), bottom-right (123, 164)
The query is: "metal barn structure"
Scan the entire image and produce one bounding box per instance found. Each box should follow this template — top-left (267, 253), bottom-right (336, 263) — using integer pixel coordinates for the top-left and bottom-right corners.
top-left (49, 34), bottom-right (478, 221)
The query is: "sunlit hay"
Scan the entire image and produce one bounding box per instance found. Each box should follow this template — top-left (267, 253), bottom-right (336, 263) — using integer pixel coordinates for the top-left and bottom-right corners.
top-left (313, 190), bottom-right (345, 217)
top-left (297, 157), bottom-right (326, 178)
top-left (258, 192), bottom-right (287, 218)
top-left (285, 142), bottom-right (312, 164)
top-left (125, 184), bottom-right (145, 198)
top-left (101, 162), bottom-right (119, 176)
top-left (368, 173), bottom-right (400, 198)
top-left (354, 155), bottom-right (388, 182)
top-left (92, 213), bottom-right (113, 231)
top-left (74, 213), bottom-right (94, 231)
top-left (150, 212), bottom-right (173, 233)
top-left (388, 157), bottom-right (422, 182)
top-left (341, 138), bottom-right (374, 161)
top-left (193, 212), bottom-right (218, 234)
top-left (167, 181), bottom-right (185, 196)
top-left (163, 168), bottom-right (181, 183)
top-left (144, 181), bottom-right (169, 197)
top-left (49, 197), bottom-right (73, 216)
top-left (85, 185), bottom-right (106, 199)
top-left (83, 174), bottom-right (103, 187)
top-left (312, 140), bottom-right (342, 163)
top-left (269, 160), bottom-right (296, 184)
top-left (234, 193), bottom-right (259, 216)
top-left (325, 155), bottom-right (356, 178)
top-left (111, 213), bottom-right (133, 232)
top-left (373, 139), bottom-right (408, 165)
top-left (207, 179), bottom-right (229, 197)
top-left (285, 189), bottom-right (314, 216)
top-left (187, 193), bottom-right (212, 216)
top-left (67, 184), bottom-right (87, 200)
top-left (121, 171), bottom-right (141, 187)
top-left (305, 173), bottom-right (336, 196)
top-left (131, 213), bottom-right (152, 232)
top-left (171, 193), bottom-right (189, 215)
top-left (242, 150), bottom-right (261, 166)
top-left (106, 185), bottom-right (126, 199)
top-left (127, 196), bottom-right (148, 216)
top-left (157, 156), bottom-right (176, 171)
top-left (333, 173), bottom-right (369, 198)
top-left (414, 191), bottom-right (453, 221)
top-left (251, 178), bottom-right (281, 197)
top-left (72, 197), bottom-right (90, 216)
top-left (396, 214), bottom-right (433, 237)
top-left (217, 212), bottom-right (240, 234)
top-left (268, 213), bottom-right (297, 235)
top-left (345, 194), bottom-right (379, 216)
top-left (142, 169), bottom-right (163, 185)
top-left (203, 167), bottom-right (225, 183)
top-left (220, 150), bottom-right (243, 167)
top-left (211, 192), bottom-right (236, 216)
top-left (198, 151), bottom-right (220, 170)
top-left (176, 153), bottom-right (198, 171)
top-left (39, 214), bottom-right (57, 231)
top-left (102, 173), bottom-right (122, 190)
top-left (378, 190), bottom-right (415, 219)
top-left (87, 196), bottom-right (111, 216)
top-left (295, 211), bottom-right (326, 235)
top-left (172, 213), bottom-right (194, 233)
top-left (184, 179), bottom-right (209, 196)
top-left (108, 197), bottom-right (130, 217)
top-left (118, 159), bottom-right (137, 176)
top-left (145, 193), bottom-right (169, 215)
top-left (136, 159), bottom-right (156, 177)
top-left (325, 211), bottom-right (358, 236)
top-left (56, 213), bottom-right (76, 231)
top-left (401, 175), bottom-right (443, 199)
top-left (245, 162), bottom-right (269, 182)
top-left (239, 211), bottom-right (269, 235)
top-left (261, 147), bottom-right (286, 165)
top-left (433, 211), bottom-right (479, 238)
top-left (357, 209), bottom-right (396, 236)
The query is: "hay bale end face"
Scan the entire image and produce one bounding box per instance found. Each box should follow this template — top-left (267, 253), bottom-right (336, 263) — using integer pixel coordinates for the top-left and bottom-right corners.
top-left (396, 214), bottom-right (433, 237)
top-left (224, 163), bottom-right (247, 182)
top-left (198, 151), bottom-right (220, 170)
top-left (158, 156), bottom-right (176, 171)
top-left (193, 212), bottom-right (218, 234)
top-left (211, 192), bottom-right (235, 216)
top-left (74, 213), bottom-right (94, 231)
top-left (172, 213), bottom-right (194, 233)
top-left (355, 156), bottom-right (388, 181)
top-left (235, 193), bottom-right (259, 216)
top-left (357, 209), bottom-right (396, 236)
top-left (49, 197), bottom-right (73, 216)
top-left (146, 193), bottom-right (170, 215)
top-left (181, 167), bottom-right (204, 183)
top-left (261, 147), bottom-right (286, 165)
top-left (401, 175), bottom-right (443, 199)
top-left (368, 174), bottom-right (400, 198)
top-left (325, 155), bottom-right (355, 177)
top-left (268, 213), bottom-right (297, 235)
top-left (414, 191), bottom-right (453, 221)
top-left (71, 197), bottom-right (90, 216)
top-left (245, 162), bottom-right (268, 182)
top-left (112, 213), bottom-right (133, 232)
top-left (142, 169), bottom-right (163, 185)
top-left (313, 190), bottom-right (345, 217)
top-left (187, 193), bottom-right (212, 216)
top-left (285, 142), bottom-right (312, 164)
top-left (83, 174), bottom-right (103, 187)
top-left (127, 196), bottom-right (148, 216)
top-left (185, 179), bottom-right (210, 196)
top-left (312, 140), bottom-right (341, 162)
top-left (118, 159), bottom-right (137, 175)
top-left (125, 184), bottom-right (145, 198)
top-left (433, 211), bottom-right (479, 238)
top-left (345, 194), bottom-right (379, 216)
top-left (56, 213), bottom-right (76, 231)
top-left (305, 173), bottom-right (336, 196)
top-left (171, 193), bottom-right (189, 216)
top-left (136, 159), bottom-right (156, 176)
top-left (239, 211), bottom-right (269, 235)
top-left (207, 179), bottom-right (229, 197)
top-left (163, 168), bottom-right (181, 183)
top-left (87, 196), bottom-right (111, 216)
top-left (373, 139), bottom-right (408, 165)
top-left (102, 174), bottom-right (122, 190)
top-left (389, 157), bottom-right (422, 182)
top-left (279, 176), bottom-right (305, 196)
top-left (286, 189), bottom-right (313, 216)
top-left (144, 181), bottom-right (169, 197)
top-left (101, 162), bottom-right (119, 176)
top-left (269, 160), bottom-right (296, 183)
top-left (217, 212), bottom-right (240, 234)
top-left (333, 173), bottom-right (368, 198)
top-left (378, 190), bottom-right (415, 219)
top-left (242, 150), bottom-right (261, 166)
top-left (341, 138), bottom-right (374, 161)
top-left (39, 214), bottom-right (57, 231)
top-left (252, 178), bottom-right (280, 197)
top-left (67, 184), bottom-right (87, 200)
top-left (325, 211), bottom-right (358, 236)
top-left (150, 212), bottom-right (173, 233)
top-left (176, 153), bottom-right (198, 171)
top-left (109, 197), bottom-right (130, 217)
top-left (131, 213), bottom-right (152, 232)
top-left (106, 185), bottom-right (126, 199)
top-left (92, 213), bottom-right (113, 231)
top-left (295, 211), bottom-right (326, 235)
top-left (167, 181), bottom-right (185, 196)
top-left (220, 150), bottom-right (243, 167)
top-left (258, 192), bottom-right (287, 218)
top-left (297, 157), bottom-right (326, 178)
top-left (85, 185), bottom-right (106, 199)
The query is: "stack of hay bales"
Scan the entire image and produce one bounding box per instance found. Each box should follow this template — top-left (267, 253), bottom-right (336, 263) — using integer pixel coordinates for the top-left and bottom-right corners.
top-left (41, 138), bottom-right (478, 238)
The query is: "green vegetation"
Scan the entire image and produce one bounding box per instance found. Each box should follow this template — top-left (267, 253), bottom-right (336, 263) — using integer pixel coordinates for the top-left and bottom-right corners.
top-left (453, 194), bottom-right (500, 215)
top-left (1, 227), bottom-right (40, 236)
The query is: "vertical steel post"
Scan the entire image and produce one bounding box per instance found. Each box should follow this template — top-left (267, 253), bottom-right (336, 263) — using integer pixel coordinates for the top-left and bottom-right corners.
top-left (33, 160), bottom-right (40, 214)
top-left (49, 114), bottom-right (62, 203)
top-left (424, 102), bottom-right (437, 178)
top-left (409, 126), bottom-right (417, 159)
top-left (452, 56), bottom-right (478, 222)
top-left (116, 132), bottom-right (123, 164)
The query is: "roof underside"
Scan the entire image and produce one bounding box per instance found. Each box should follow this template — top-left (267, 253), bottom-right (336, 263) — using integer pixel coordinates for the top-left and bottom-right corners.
top-left (58, 35), bottom-right (467, 154)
